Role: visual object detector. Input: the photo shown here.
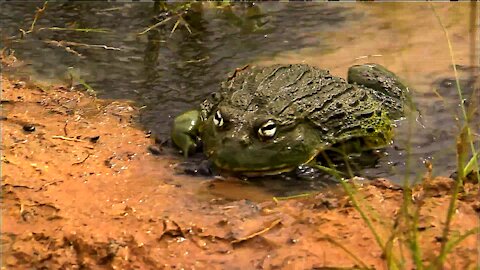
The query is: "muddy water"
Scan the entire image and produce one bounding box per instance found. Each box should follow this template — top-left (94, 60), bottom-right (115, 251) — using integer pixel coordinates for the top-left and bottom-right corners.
top-left (1, 2), bottom-right (478, 196)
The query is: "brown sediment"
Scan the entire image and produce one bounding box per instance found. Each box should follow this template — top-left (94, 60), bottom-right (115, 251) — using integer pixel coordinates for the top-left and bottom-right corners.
top-left (1, 77), bottom-right (478, 269)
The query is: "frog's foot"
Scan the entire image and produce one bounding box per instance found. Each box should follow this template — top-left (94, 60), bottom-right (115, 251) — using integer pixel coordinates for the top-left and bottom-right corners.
top-left (174, 160), bottom-right (214, 176)
top-left (171, 110), bottom-right (202, 157)
top-left (347, 63), bottom-right (411, 119)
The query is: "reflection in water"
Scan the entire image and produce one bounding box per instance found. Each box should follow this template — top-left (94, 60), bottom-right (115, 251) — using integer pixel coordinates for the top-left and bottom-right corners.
top-left (0, 2), bottom-right (478, 197)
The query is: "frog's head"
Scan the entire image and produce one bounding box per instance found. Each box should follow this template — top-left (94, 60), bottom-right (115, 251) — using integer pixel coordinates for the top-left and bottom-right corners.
top-left (201, 107), bottom-right (326, 176)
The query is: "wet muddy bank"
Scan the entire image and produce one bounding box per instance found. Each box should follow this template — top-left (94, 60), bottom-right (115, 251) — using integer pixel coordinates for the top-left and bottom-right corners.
top-left (1, 76), bottom-right (478, 269)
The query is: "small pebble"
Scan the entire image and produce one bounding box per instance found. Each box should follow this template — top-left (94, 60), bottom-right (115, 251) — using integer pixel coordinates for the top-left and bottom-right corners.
top-left (147, 145), bottom-right (162, 156)
top-left (89, 135), bottom-right (100, 143)
top-left (23, 124), bottom-right (35, 132)
top-left (13, 81), bottom-right (26, 89)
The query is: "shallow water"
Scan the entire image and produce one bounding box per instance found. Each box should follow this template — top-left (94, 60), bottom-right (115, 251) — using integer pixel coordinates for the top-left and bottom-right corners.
top-left (1, 2), bottom-right (478, 196)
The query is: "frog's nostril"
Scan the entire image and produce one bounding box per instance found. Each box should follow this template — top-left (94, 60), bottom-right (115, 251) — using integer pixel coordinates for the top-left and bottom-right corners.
top-left (240, 135), bottom-right (251, 145)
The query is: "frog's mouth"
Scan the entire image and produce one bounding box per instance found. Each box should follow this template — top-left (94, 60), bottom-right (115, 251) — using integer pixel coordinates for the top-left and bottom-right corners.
top-left (213, 161), bottom-right (298, 177)
top-left (209, 148), bottom-right (320, 177)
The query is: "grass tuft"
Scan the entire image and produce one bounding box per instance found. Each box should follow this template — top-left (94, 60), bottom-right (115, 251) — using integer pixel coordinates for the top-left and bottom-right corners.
top-left (429, 4), bottom-right (479, 268)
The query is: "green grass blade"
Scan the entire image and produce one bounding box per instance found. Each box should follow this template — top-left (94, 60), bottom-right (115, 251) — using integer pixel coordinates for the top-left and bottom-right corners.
top-left (430, 4), bottom-right (479, 268)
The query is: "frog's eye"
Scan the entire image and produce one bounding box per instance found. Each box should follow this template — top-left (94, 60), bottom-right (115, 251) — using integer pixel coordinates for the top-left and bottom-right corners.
top-left (213, 110), bottom-right (224, 127)
top-left (258, 120), bottom-right (277, 139)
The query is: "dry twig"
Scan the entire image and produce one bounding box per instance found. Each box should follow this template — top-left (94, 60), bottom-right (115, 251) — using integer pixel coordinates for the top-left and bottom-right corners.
top-left (19, 1), bottom-right (48, 37)
top-left (231, 219), bottom-right (282, 244)
top-left (43, 40), bottom-right (84, 58)
top-left (44, 40), bottom-right (121, 51)
top-left (72, 153), bottom-right (91, 165)
top-left (52, 135), bottom-right (86, 143)
top-left (63, 120), bottom-right (69, 136)
top-left (51, 135), bottom-right (94, 149)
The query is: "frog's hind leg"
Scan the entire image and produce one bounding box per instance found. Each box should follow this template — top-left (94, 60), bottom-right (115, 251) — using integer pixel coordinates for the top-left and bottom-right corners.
top-left (347, 63), bottom-right (413, 119)
top-left (347, 63), bottom-right (408, 101)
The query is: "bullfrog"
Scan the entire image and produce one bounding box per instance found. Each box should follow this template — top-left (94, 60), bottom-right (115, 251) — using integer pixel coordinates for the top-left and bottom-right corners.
top-left (171, 63), bottom-right (408, 176)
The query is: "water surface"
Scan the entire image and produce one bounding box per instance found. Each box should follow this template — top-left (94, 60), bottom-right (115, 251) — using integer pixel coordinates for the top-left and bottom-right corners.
top-left (1, 2), bottom-right (478, 196)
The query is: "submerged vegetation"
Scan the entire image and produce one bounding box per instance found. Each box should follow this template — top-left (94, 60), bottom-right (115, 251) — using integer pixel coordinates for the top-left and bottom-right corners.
top-left (1, 1), bottom-right (478, 269)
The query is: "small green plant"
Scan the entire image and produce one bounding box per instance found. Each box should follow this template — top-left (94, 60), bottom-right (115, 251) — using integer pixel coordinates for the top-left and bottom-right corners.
top-left (67, 67), bottom-right (97, 97)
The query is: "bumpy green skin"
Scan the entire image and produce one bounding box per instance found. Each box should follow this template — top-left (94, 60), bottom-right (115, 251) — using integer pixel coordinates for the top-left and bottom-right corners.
top-left (171, 110), bottom-right (201, 157)
top-left (172, 63), bottom-right (407, 175)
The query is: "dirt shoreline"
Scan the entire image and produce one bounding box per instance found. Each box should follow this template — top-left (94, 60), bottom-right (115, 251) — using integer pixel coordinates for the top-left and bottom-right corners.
top-left (1, 76), bottom-right (478, 269)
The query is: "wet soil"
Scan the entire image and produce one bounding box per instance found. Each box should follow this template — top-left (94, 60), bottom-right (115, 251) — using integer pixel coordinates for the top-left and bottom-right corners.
top-left (1, 74), bottom-right (478, 269)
